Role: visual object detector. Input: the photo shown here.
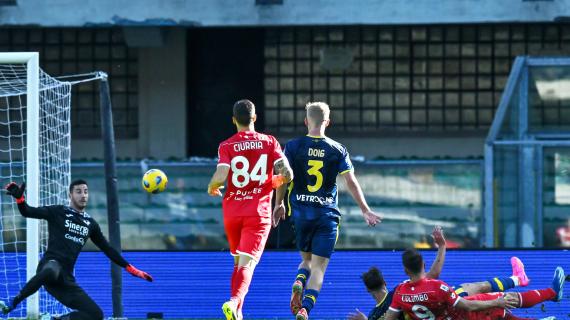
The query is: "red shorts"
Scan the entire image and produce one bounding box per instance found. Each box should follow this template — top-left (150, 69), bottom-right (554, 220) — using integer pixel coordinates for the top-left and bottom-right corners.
top-left (223, 215), bottom-right (271, 261)
top-left (460, 292), bottom-right (506, 320)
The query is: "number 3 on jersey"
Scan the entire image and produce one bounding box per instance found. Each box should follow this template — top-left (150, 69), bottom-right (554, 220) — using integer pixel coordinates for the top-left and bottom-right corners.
top-left (307, 160), bottom-right (323, 192)
top-left (230, 155), bottom-right (268, 188)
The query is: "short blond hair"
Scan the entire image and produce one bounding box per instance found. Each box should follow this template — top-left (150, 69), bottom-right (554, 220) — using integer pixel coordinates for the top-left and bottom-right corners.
top-left (305, 101), bottom-right (330, 125)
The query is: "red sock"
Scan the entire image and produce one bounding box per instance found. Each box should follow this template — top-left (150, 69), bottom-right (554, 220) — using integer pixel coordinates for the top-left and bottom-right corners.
top-left (233, 265), bottom-right (254, 305)
top-left (231, 264), bottom-right (238, 296)
top-left (518, 288), bottom-right (556, 308)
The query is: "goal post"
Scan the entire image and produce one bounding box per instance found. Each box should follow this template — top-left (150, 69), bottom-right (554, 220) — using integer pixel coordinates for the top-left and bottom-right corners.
top-left (0, 52), bottom-right (123, 319)
top-left (0, 52), bottom-right (41, 318)
top-left (0, 52), bottom-right (73, 318)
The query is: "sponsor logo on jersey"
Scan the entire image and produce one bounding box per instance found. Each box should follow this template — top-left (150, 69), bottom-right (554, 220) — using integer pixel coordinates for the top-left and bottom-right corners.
top-left (295, 194), bottom-right (334, 205)
top-left (440, 284), bottom-right (449, 292)
top-left (65, 233), bottom-right (85, 245)
top-left (65, 219), bottom-right (89, 236)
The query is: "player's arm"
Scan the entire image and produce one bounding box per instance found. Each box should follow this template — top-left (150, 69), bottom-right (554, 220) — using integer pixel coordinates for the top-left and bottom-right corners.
top-left (426, 226), bottom-right (446, 279)
top-left (90, 221), bottom-right (153, 282)
top-left (5, 182), bottom-right (51, 220)
top-left (383, 309), bottom-right (401, 320)
top-left (273, 157), bottom-right (293, 186)
top-left (207, 165), bottom-right (229, 197)
top-left (272, 183), bottom-right (288, 227)
top-left (271, 157), bottom-right (293, 227)
top-left (454, 296), bottom-right (507, 311)
top-left (342, 171), bottom-right (382, 226)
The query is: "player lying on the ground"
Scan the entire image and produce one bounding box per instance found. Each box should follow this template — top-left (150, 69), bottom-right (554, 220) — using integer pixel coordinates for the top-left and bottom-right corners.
top-left (349, 227), bottom-right (531, 320)
top-left (384, 249), bottom-right (565, 320)
top-left (0, 180), bottom-right (153, 320)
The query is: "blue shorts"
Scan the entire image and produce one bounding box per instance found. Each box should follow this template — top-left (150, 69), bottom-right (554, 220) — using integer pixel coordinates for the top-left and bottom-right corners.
top-left (293, 215), bottom-right (339, 258)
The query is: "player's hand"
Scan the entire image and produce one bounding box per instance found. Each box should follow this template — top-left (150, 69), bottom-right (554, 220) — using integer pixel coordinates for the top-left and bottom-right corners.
top-left (5, 182), bottom-right (25, 202)
top-left (503, 293), bottom-right (519, 309)
top-left (272, 174), bottom-right (287, 189)
top-left (272, 203), bottom-right (286, 227)
top-left (126, 264), bottom-right (153, 282)
top-left (431, 225), bottom-right (446, 248)
top-left (362, 210), bottom-right (382, 227)
top-left (347, 309), bottom-right (367, 320)
top-left (207, 184), bottom-right (224, 197)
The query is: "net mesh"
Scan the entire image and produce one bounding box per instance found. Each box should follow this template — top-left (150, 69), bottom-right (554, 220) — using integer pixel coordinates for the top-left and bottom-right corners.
top-left (0, 63), bottom-right (72, 317)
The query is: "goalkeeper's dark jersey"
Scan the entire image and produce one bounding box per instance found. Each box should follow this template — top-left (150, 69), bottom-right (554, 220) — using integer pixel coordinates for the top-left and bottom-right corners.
top-left (17, 203), bottom-right (128, 274)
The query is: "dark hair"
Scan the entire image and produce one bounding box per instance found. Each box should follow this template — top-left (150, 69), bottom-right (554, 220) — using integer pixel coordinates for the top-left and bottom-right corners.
top-left (361, 267), bottom-right (386, 292)
top-left (402, 248), bottom-right (424, 274)
top-left (233, 99), bottom-right (255, 126)
top-left (69, 179), bottom-right (88, 193)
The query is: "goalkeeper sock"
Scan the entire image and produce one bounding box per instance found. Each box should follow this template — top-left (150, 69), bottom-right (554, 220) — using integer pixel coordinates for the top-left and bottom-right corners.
top-left (296, 268), bottom-right (310, 288)
top-left (489, 277), bottom-right (516, 292)
top-left (301, 289), bottom-right (319, 314)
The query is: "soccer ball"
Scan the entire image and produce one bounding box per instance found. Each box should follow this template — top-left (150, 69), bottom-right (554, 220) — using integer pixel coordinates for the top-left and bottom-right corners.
top-left (142, 169), bottom-right (168, 194)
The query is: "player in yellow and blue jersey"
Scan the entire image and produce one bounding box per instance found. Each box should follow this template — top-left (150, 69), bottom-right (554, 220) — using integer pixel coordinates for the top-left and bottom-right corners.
top-left (272, 102), bottom-right (383, 320)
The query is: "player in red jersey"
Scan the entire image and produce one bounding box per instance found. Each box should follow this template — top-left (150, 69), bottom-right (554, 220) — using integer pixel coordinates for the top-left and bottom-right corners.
top-left (207, 99), bottom-right (293, 320)
top-left (384, 249), bottom-right (566, 320)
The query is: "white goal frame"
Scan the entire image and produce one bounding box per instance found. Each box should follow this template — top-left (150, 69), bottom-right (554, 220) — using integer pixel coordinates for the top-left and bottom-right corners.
top-left (0, 52), bottom-right (40, 318)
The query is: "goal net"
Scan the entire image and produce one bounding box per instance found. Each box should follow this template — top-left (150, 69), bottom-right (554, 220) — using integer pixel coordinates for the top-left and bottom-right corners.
top-left (0, 53), bottom-right (72, 318)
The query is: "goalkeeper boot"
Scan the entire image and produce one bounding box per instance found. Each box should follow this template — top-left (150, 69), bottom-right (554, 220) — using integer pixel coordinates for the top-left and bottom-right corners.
top-left (290, 279), bottom-right (303, 314)
top-left (552, 266), bottom-right (565, 302)
top-left (296, 307), bottom-right (308, 320)
top-left (511, 257), bottom-right (530, 286)
top-left (222, 299), bottom-right (238, 320)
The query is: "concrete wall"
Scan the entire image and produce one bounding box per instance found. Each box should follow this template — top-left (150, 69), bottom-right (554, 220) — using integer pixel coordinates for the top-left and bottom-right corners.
top-left (0, 0), bottom-right (568, 27)
top-left (279, 133), bottom-right (486, 159)
top-left (71, 28), bottom-right (187, 160)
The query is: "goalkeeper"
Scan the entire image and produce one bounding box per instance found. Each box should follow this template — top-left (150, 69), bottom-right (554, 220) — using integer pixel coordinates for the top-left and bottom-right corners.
top-left (0, 180), bottom-right (153, 320)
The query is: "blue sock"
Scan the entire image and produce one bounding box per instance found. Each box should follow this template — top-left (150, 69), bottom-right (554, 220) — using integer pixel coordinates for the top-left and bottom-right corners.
top-left (301, 289), bottom-right (319, 313)
top-left (489, 277), bottom-right (516, 292)
top-left (296, 268), bottom-right (310, 287)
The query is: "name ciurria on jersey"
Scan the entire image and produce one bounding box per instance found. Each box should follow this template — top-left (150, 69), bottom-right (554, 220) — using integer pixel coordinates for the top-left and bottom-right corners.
top-left (233, 141), bottom-right (263, 152)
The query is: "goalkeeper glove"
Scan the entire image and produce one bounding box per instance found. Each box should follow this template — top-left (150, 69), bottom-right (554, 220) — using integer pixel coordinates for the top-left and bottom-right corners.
top-left (126, 264), bottom-right (153, 282)
top-left (5, 182), bottom-right (25, 204)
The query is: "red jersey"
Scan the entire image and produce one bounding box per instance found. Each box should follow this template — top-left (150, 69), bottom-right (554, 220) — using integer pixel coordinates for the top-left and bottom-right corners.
top-left (217, 131), bottom-right (284, 218)
top-left (389, 278), bottom-right (460, 320)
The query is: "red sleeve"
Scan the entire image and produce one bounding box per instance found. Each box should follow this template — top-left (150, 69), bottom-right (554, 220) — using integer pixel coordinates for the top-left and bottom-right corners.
top-left (271, 136), bottom-right (285, 165)
top-left (388, 285), bottom-right (403, 312)
top-left (217, 143), bottom-right (231, 167)
top-left (436, 281), bottom-right (461, 307)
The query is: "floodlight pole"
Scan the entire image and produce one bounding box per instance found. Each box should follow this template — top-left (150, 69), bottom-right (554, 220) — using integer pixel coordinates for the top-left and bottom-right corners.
top-left (98, 72), bottom-right (123, 318)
